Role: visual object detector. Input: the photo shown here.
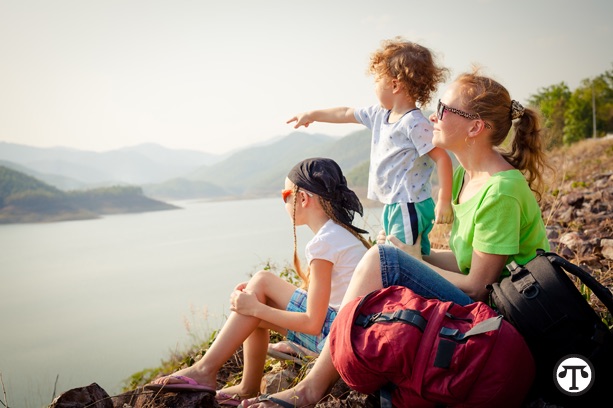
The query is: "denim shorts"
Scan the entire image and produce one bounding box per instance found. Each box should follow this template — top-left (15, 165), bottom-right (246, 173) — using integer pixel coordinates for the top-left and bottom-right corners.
top-left (285, 288), bottom-right (337, 353)
top-left (378, 244), bottom-right (473, 306)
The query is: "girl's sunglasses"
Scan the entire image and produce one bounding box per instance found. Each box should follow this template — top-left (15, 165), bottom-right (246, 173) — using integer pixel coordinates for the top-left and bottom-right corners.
top-left (281, 188), bottom-right (313, 203)
top-left (436, 99), bottom-right (492, 129)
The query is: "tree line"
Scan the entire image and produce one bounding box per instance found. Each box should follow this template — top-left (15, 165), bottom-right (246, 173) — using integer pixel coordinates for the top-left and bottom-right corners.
top-left (528, 66), bottom-right (613, 147)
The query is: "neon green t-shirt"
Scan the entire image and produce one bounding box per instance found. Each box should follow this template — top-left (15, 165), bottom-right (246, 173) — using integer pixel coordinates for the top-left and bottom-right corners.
top-left (449, 166), bottom-right (550, 278)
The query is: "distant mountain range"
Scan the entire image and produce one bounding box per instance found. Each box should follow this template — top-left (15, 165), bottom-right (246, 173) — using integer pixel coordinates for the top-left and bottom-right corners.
top-left (0, 130), bottom-right (373, 201)
top-left (0, 141), bottom-right (225, 188)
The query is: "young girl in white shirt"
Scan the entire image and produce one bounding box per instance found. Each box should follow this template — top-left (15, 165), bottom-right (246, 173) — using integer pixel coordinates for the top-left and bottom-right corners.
top-left (146, 157), bottom-right (371, 405)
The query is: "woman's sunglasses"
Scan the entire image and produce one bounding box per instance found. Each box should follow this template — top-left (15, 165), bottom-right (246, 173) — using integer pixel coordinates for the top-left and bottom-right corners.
top-left (436, 100), bottom-right (492, 129)
top-left (281, 188), bottom-right (313, 203)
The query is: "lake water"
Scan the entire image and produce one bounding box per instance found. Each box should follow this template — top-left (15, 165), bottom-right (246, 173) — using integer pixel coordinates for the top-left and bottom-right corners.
top-left (0, 198), bottom-right (382, 407)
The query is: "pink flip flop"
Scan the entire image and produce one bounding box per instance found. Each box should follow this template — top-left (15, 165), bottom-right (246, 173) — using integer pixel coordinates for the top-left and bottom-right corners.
top-left (144, 375), bottom-right (216, 393)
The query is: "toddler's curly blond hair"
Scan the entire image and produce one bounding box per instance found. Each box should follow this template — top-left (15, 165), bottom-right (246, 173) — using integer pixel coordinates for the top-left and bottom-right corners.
top-left (368, 37), bottom-right (448, 107)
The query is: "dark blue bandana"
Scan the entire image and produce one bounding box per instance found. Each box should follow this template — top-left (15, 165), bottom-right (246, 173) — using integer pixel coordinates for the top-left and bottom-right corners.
top-left (288, 157), bottom-right (367, 235)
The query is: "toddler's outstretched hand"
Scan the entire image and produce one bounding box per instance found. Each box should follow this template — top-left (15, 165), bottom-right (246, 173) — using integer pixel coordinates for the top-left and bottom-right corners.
top-left (287, 112), bottom-right (313, 129)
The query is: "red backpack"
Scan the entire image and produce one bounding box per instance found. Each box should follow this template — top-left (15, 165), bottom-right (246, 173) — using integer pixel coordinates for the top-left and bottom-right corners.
top-left (329, 285), bottom-right (535, 408)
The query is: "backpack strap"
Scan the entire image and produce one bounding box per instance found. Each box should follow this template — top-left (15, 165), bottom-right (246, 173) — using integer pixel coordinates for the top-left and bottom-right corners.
top-left (355, 308), bottom-right (427, 331)
top-left (380, 383), bottom-right (395, 408)
top-left (544, 251), bottom-right (613, 314)
top-left (434, 315), bottom-right (503, 369)
top-left (506, 261), bottom-right (538, 296)
top-left (439, 315), bottom-right (503, 341)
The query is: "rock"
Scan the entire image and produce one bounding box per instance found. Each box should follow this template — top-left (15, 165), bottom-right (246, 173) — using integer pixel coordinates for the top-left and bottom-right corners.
top-left (50, 383), bottom-right (217, 408)
top-left (262, 366), bottom-right (300, 395)
top-left (559, 232), bottom-right (586, 254)
top-left (49, 383), bottom-right (112, 408)
top-left (561, 192), bottom-right (584, 208)
top-left (557, 206), bottom-right (575, 223)
top-left (116, 388), bottom-right (216, 408)
top-left (545, 227), bottom-right (559, 240)
top-left (602, 239), bottom-right (613, 260)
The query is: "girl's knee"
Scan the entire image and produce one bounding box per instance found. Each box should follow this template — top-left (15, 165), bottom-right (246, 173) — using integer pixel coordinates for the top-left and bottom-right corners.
top-left (248, 269), bottom-right (277, 288)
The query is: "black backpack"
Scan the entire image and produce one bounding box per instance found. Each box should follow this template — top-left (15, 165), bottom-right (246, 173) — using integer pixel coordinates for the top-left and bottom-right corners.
top-left (488, 249), bottom-right (613, 407)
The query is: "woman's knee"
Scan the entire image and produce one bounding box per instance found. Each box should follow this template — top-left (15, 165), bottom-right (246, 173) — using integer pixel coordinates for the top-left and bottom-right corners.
top-left (353, 245), bottom-right (382, 279)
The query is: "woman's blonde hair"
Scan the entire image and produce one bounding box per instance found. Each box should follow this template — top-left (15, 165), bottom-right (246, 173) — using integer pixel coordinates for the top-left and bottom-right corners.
top-left (454, 68), bottom-right (551, 200)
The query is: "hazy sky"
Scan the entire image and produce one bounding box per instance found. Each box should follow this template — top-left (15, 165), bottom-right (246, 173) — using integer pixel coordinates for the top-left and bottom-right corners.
top-left (1, 0), bottom-right (611, 155)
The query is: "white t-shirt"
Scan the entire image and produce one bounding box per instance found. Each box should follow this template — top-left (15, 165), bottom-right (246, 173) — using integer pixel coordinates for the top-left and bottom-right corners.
top-left (305, 219), bottom-right (367, 310)
top-left (354, 105), bottom-right (435, 204)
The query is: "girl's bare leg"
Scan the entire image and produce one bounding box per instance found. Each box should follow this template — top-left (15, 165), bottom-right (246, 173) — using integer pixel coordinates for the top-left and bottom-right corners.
top-left (245, 246), bottom-right (384, 407)
top-left (219, 326), bottom-right (270, 397)
top-left (152, 310), bottom-right (262, 390)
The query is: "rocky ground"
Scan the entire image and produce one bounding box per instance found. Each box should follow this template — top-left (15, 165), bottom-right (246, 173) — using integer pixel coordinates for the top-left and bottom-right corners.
top-left (49, 137), bottom-right (613, 408)
top-left (538, 137), bottom-right (613, 317)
